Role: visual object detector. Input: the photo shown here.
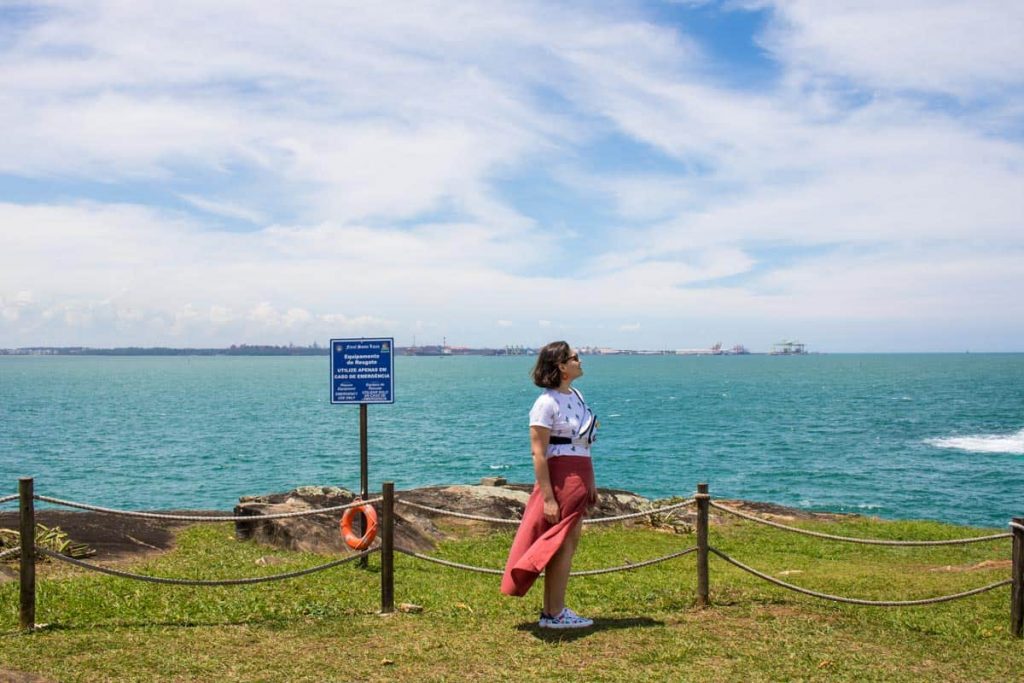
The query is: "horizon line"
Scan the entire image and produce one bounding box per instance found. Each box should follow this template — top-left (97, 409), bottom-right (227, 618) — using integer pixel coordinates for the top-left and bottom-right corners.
top-left (2, 345), bottom-right (1023, 356)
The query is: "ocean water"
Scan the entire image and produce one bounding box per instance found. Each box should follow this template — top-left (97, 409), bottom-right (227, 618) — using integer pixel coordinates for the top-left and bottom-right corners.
top-left (1, 354), bottom-right (1022, 528)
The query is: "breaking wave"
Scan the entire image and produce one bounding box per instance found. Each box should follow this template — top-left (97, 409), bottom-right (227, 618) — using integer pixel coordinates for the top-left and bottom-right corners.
top-left (925, 428), bottom-right (1024, 455)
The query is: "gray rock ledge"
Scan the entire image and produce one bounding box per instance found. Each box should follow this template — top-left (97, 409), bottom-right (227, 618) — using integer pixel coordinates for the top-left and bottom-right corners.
top-left (233, 484), bottom-right (856, 555)
top-left (233, 483), bottom-right (650, 555)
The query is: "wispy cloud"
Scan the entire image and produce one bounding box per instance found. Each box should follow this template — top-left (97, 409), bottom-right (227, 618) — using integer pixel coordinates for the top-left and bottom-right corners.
top-left (754, 0), bottom-right (1024, 98)
top-left (178, 195), bottom-right (266, 224)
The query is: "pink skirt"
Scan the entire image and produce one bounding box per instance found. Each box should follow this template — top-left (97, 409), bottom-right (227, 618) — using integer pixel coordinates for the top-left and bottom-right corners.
top-left (500, 456), bottom-right (593, 597)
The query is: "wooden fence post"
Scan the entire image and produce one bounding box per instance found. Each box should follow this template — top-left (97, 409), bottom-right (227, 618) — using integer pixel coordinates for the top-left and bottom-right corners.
top-left (19, 477), bottom-right (36, 631)
top-left (1012, 517), bottom-right (1023, 638)
top-left (696, 482), bottom-right (710, 608)
top-left (381, 482), bottom-right (394, 614)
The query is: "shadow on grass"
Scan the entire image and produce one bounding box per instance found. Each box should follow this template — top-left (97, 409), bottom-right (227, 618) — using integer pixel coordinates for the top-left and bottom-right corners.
top-left (517, 616), bottom-right (664, 642)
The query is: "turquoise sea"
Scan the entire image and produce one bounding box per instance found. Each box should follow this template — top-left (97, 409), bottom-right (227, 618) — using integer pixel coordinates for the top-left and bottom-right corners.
top-left (1, 354), bottom-right (1022, 528)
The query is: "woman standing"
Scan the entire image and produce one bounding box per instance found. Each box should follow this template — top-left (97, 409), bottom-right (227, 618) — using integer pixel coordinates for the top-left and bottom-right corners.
top-left (501, 341), bottom-right (598, 629)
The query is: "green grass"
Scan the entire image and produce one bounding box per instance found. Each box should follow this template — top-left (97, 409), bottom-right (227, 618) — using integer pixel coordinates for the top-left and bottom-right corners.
top-left (1, 516), bottom-right (1020, 682)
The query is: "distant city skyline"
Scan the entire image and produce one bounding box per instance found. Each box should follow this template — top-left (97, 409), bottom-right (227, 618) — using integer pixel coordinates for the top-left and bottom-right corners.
top-left (1, 2), bottom-right (1022, 352)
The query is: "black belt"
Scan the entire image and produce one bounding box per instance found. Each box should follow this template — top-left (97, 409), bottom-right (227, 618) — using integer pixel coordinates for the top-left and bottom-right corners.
top-left (549, 436), bottom-right (572, 445)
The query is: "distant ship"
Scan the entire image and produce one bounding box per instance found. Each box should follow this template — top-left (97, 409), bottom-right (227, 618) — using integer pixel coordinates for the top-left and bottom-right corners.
top-left (676, 342), bottom-right (723, 356)
top-left (676, 342), bottom-right (749, 356)
top-left (770, 340), bottom-right (807, 355)
top-left (403, 336), bottom-right (453, 356)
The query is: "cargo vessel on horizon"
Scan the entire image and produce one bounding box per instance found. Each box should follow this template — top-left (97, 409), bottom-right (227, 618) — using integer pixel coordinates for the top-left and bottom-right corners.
top-left (770, 340), bottom-right (807, 355)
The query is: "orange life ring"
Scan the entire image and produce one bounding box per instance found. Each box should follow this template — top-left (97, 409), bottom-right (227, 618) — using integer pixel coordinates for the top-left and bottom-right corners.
top-left (340, 502), bottom-right (378, 550)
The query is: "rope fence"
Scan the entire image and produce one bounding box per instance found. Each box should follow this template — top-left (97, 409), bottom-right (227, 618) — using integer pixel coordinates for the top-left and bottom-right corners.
top-left (569, 547), bottom-right (698, 576)
top-left (394, 545), bottom-right (699, 577)
top-left (394, 500), bottom-right (520, 525)
top-left (394, 497), bottom-right (696, 526)
top-left (709, 547), bottom-right (1013, 607)
top-left (709, 501), bottom-right (1012, 546)
top-left (36, 547), bottom-right (375, 586)
top-left (32, 495), bottom-right (382, 522)
top-left (5, 478), bottom-right (1024, 637)
top-left (395, 547), bottom-right (504, 575)
top-left (582, 499), bottom-right (696, 525)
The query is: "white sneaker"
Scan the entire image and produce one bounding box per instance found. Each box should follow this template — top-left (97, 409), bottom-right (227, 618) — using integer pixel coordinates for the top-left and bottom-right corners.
top-left (538, 607), bottom-right (593, 629)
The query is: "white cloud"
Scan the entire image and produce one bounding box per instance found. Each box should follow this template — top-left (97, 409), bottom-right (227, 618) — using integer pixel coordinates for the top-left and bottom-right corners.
top-left (178, 195), bottom-right (266, 224)
top-left (754, 0), bottom-right (1024, 98)
top-left (0, 1), bottom-right (1022, 350)
top-left (0, 0), bottom-right (594, 224)
top-left (208, 305), bottom-right (234, 325)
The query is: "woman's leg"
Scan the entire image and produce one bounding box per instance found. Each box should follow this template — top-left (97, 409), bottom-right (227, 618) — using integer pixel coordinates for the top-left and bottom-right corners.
top-left (543, 519), bottom-right (582, 616)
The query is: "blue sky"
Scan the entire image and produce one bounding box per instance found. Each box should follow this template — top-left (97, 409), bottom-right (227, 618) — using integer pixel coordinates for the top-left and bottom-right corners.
top-left (1, 0), bottom-right (1022, 351)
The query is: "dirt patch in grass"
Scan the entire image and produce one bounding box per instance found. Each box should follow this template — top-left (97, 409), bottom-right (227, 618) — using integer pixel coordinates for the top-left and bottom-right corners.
top-left (927, 559), bottom-right (1012, 573)
top-left (0, 668), bottom-right (56, 683)
top-left (0, 510), bottom-right (226, 562)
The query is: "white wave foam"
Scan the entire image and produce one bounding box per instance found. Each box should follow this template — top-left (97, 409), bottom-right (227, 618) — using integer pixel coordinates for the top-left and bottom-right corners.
top-left (925, 428), bottom-right (1024, 455)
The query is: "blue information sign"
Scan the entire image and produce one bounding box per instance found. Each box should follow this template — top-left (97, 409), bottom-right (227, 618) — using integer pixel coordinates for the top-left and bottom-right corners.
top-left (330, 338), bottom-right (394, 404)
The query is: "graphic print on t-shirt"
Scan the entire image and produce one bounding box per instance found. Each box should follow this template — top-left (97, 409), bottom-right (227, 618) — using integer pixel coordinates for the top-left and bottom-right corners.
top-left (529, 388), bottom-right (596, 458)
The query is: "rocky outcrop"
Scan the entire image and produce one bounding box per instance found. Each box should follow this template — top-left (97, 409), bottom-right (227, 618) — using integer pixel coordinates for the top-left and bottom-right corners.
top-left (233, 482), bottom-right (653, 555)
top-left (233, 485), bottom-right (436, 554)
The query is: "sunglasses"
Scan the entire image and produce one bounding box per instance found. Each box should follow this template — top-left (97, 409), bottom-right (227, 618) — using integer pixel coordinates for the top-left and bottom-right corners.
top-left (566, 353), bottom-right (580, 362)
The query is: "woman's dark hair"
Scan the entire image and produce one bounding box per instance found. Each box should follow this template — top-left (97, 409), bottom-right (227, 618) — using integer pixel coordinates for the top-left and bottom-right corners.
top-left (531, 340), bottom-right (572, 389)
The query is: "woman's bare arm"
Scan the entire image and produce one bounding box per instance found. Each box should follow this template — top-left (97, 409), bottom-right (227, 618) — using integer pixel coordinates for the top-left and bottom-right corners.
top-left (530, 425), bottom-right (559, 523)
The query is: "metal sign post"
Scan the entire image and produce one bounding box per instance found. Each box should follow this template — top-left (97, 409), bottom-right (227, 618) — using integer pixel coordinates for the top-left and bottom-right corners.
top-left (331, 338), bottom-right (394, 567)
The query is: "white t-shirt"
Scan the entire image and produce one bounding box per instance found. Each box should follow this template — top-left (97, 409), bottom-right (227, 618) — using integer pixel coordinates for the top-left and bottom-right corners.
top-left (529, 388), bottom-right (595, 458)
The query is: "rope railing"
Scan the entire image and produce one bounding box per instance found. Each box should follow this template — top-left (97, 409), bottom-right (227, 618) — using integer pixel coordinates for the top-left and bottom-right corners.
top-left (36, 547), bottom-right (376, 585)
top-left (569, 547), bottom-right (697, 576)
top-left (394, 545), bottom-right (699, 577)
top-left (710, 501), bottom-right (1013, 546)
top-left (394, 497), bottom-right (696, 526)
top-left (395, 547), bottom-right (504, 575)
top-left (583, 499), bottom-right (696, 525)
top-left (32, 494), bottom-right (382, 522)
top-left (709, 547), bottom-right (1013, 607)
top-left (394, 500), bottom-right (520, 525)
top-left (7, 478), bottom-right (1024, 636)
